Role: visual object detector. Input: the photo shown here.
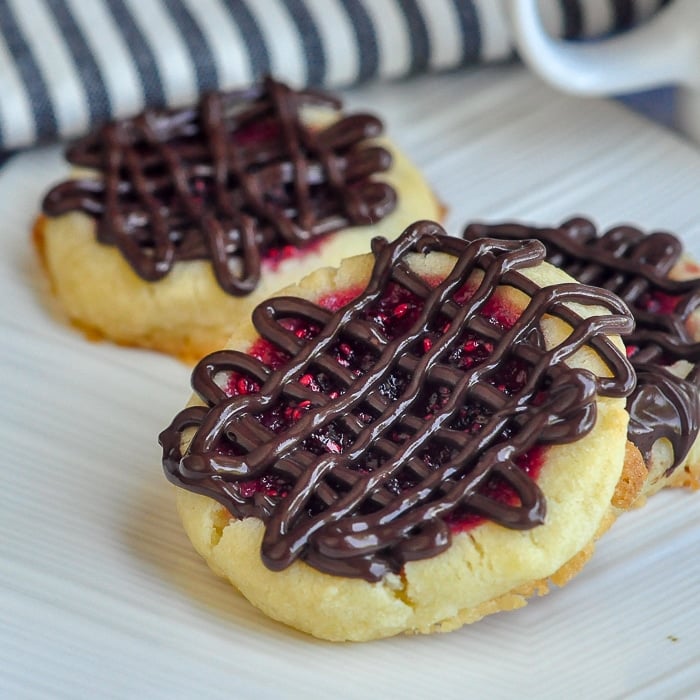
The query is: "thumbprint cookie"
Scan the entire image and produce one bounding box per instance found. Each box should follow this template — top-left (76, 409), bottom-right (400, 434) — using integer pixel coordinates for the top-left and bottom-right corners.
top-left (35, 77), bottom-right (440, 362)
top-left (464, 217), bottom-right (700, 502)
top-left (160, 221), bottom-right (640, 641)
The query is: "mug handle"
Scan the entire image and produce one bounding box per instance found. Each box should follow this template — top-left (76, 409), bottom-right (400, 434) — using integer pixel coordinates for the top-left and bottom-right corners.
top-left (506, 0), bottom-right (696, 96)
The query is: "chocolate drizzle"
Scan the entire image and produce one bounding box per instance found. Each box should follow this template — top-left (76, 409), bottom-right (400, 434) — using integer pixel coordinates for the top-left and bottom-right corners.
top-left (160, 221), bottom-right (634, 581)
top-left (464, 217), bottom-right (700, 471)
top-left (41, 77), bottom-right (397, 295)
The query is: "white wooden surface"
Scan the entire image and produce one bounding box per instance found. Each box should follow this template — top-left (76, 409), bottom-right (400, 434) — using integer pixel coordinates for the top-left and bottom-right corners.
top-left (2, 65), bottom-right (699, 699)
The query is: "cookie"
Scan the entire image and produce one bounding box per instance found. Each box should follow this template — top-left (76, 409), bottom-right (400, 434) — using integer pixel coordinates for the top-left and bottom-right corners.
top-left (463, 217), bottom-right (700, 501)
top-left (35, 77), bottom-right (440, 362)
top-left (160, 220), bottom-right (639, 641)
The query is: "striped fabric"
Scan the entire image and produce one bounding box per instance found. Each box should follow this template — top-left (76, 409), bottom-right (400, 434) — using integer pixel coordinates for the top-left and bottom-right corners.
top-left (0, 0), bottom-right (668, 154)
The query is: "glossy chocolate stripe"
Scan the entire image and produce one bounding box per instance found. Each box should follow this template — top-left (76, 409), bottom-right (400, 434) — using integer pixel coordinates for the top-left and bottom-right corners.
top-left (42, 77), bottom-right (396, 296)
top-left (463, 217), bottom-right (700, 469)
top-left (161, 222), bottom-right (634, 581)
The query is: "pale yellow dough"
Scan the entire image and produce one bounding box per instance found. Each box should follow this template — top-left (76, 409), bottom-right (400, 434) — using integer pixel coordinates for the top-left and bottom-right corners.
top-left (35, 136), bottom-right (441, 363)
top-left (171, 246), bottom-right (638, 642)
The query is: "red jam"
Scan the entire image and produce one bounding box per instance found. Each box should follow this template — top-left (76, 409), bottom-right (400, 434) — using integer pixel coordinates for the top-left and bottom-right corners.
top-left (627, 290), bottom-right (682, 364)
top-left (263, 238), bottom-right (327, 270)
top-left (224, 278), bottom-right (543, 531)
top-left (231, 117), bottom-right (332, 270)
top-left (233, 117), bottom-right (281, 146)
top-left (636, 289), bottom-right (680, 315)
top-left (446, 446), bottom-right (545, 532)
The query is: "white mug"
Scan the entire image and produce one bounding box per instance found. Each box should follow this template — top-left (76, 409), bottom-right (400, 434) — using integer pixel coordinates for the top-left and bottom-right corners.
top-left (506, 0), bottom-right (700, 142)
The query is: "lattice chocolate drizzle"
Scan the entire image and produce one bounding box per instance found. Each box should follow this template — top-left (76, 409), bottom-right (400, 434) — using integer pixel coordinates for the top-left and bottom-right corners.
top-left (464, 217), bottom-right (700, 471)
top-left (42, 77), bottom-right (396, 295)
top-left (161, 222), bottom-right (634, 581)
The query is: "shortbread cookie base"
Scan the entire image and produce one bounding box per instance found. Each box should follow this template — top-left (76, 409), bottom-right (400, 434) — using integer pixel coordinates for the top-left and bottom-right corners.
top-left (176, 404), bottom-right (629, 642)
top-left (34, 138), bottom-right (441, 363)
top-left (171, 247), bottom-right (635, 641)
top-left (638, 431), bottom-right (700, 504)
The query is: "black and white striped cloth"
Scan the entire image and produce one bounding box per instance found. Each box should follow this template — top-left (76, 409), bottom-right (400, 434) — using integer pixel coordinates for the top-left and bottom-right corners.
top-left (0, 0), bottom-right (670, 154)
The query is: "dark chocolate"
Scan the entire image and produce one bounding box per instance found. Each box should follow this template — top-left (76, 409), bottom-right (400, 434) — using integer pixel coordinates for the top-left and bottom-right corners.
top-left (160, 221), bottom-right (634, 581)
top-left (42, 77), bottom-right (396, 295)
top-left (464, 217), bottom-right (700, 472)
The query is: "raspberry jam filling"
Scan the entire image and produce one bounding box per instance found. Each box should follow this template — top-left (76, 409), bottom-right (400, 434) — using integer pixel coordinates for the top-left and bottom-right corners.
top-left (636, 289), bottom-right (681, 315)
top-left (236, 119), bottom-right (331, 266)
top-left (187, 116), bottom-right (330, 270)
top-left (462, 218), bottom-right (700, 472)
top-left (223, 280), bottom-right (545, 532)
top-left (626, 290), bottom-right (683, 363)
top-left (263, 238), bottom-right (327, 270)
top-left (161, 225), bottom-right (636, 581)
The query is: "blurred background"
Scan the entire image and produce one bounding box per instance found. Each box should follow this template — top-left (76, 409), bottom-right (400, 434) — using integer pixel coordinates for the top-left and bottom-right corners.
top-left (0, 0), bottom-right (681, 160)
